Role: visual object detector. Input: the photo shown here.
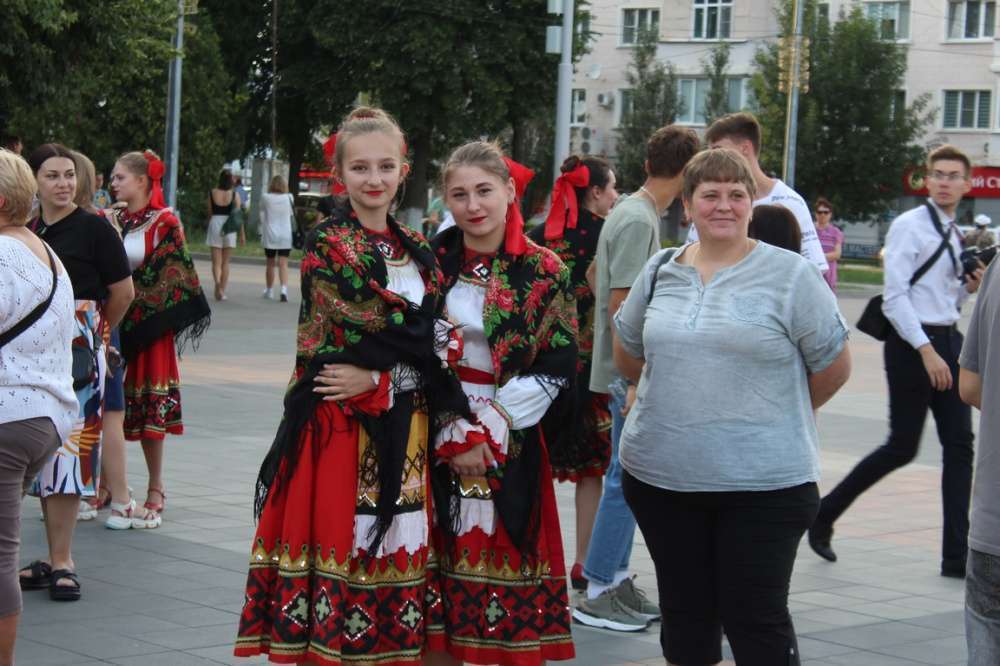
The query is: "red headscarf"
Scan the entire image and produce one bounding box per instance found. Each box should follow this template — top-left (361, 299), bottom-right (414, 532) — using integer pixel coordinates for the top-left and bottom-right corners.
top-left (323, 133), bottom-right (347, 195)
top-left (502, 157), bottom-right (535, 256)
top-left (144, 150), bottom-right (166, 209)
top-left (543, 163), bottom-right (590, 241)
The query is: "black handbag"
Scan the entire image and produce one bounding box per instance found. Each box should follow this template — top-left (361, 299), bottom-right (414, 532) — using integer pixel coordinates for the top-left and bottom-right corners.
top-left (856, 203), bottom-right (958, 340)
top-left (71, 337), bottom-right (99, 391)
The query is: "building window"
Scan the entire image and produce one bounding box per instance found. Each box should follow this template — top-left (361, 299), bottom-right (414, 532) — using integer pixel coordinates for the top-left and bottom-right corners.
top-left (865, 2), bottom-right (910, 39)
top-left (572, 89), bottom-right (587, 126)
top-left (693, 0), bottom-right (733, 39)
top-left (817, 2), bottom-right (830, 24)
top-left (943, 90), bottom-right (991, 128)
top-left (622, 8), bottom-right (660, 44)
top-left (677, 79), bottom-right (710, 124)
top-left (727, 78), bottom-right (747, 111)
top-left (618, 89), bottom-right (635, 126)
top-left (948, 0), bottom-right (996, 38)
top-left (890, 89), bottom-right (906, 121)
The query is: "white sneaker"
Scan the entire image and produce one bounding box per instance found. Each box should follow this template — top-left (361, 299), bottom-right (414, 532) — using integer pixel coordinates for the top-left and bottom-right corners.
top-left (105, 499), bottom-right (136, 530)
top-left (261, 289), bottom-right (273, 300)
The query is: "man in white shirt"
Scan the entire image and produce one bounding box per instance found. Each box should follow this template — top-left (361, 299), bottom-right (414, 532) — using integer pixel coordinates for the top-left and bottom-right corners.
top-left (685, 112), bottom-right (828, 274)
top-left (810, 145), bottom-right (985, 578)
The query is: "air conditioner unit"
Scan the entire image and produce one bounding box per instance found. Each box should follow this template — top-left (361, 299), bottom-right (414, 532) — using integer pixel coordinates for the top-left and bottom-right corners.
top-left (596, 92), bottom-right (615, 109)
top-left (579, 127), bottom-right (604, 155)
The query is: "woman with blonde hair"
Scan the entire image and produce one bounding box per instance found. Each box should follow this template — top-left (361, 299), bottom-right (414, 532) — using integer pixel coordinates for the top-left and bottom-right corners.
top-left (258, 174), bottom-right (294, 301)
top-left (71, 151), bottom-right (98, 214)
top-left (0, 148), bottom-right (76, 662)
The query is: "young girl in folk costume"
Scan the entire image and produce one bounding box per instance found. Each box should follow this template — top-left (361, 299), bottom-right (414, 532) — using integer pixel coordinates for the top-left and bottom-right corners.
top-left (428, 141), bottom-right (578, 665)
top-left (103, 150), bottom-right (211, 529)
top-left (235, 107), bottom-right (472, 665)
top-left (528, 155), bottom-right (618, 591)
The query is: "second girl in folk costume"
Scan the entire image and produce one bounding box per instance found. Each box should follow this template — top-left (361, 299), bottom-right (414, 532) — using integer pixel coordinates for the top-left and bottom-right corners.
top-left (529, 155), bottom-right (618, 591)
top-left (103, 150), bottom-right (211, 529)
top-left (235, 108), bottom-right (472, 665)
top-left (429, 142), bottom-right (578, 665)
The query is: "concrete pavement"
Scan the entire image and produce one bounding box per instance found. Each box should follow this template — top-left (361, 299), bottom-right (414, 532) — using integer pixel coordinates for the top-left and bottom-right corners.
top-left (15, 260), bottom-right (977, 665)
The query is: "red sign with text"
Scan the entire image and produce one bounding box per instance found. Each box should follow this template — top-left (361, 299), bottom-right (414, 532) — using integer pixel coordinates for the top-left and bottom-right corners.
top-left (904, 166), bottom-right (1000, 198)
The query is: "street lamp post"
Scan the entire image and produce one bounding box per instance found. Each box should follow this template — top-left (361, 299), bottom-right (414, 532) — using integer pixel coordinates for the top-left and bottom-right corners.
top-left (781, 0), bottom-right (806, 188)
top-left (164, 0), bottom-right (197, 209)
top-left (553, 0), bottom-right (575, 177)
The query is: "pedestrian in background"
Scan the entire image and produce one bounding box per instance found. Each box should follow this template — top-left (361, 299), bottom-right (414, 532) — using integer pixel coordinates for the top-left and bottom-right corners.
top-left (93, 172), bottom-right (112, 210)
top-left (810, 145), bottom-right (984, 577)
top-left (959, 258), bottom-right (1000, 664)
top-left (814, 197), bottom-right (844, 291)
top-left (105, 149), bottom-right (210, 531)
top-left (965, 214), bottom-right (996, 250)
top-left (616, 148), bottom-right (851, 665)
top-left (574, 126), bottom-right (698, 633)
top-left (749, 203), bottom-right (802, 253)
top-left (22, 144), bottom-right (133, 602)
top-left (0, 148), bottom-right (76, 663)
top-left (530, 154), bottom-right (618, 593)
top-left (258, 175), bottom-right (293, 302)
top-left (71, 151), bottom-right (98, 214)
top-left (206, 168), bottom-right (243, 301)
top-left (232, 174), bottom-right (249, 212)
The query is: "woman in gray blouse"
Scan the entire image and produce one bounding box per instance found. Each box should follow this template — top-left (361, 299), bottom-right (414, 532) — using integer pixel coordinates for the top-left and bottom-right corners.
top-left (613, 148), bottom-right (851, 666)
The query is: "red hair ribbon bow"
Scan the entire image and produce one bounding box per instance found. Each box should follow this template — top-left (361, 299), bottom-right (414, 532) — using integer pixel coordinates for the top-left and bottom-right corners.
top-left (144, 150), bottom-right (166, 209)
top-left (502, 157), bottom-right (536, 256)
top-left (543, 164), bottom-right (590, 241)
top-left (323, 133), bottom-right (346, 195)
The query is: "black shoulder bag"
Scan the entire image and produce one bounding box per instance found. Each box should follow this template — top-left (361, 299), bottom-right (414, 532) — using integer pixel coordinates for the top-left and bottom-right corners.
top-left (856, 203), bottom-right (957, 341)
top-left (0, 245), bottom-right (58, 350)
top-left (646, 248), bottom-right (678, 305)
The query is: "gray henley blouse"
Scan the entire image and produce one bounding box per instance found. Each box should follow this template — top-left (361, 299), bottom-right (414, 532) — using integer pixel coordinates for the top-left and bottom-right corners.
top-left (614, 242), bottom-right (849, 492)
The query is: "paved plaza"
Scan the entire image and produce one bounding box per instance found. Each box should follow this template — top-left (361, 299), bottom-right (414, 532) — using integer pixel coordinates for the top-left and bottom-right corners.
top-left (15, 258), bottom-right (978, 665)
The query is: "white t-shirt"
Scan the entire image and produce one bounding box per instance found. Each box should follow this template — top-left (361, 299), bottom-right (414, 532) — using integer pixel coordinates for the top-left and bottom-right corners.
top-left (260, 193), bottom-right (294, 249)
top-left (686, 179), bottom-right (829, 273)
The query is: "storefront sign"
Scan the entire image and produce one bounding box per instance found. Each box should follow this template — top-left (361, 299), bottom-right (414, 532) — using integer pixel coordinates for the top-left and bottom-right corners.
top-left (904, 166), bottom-right (1000, 198)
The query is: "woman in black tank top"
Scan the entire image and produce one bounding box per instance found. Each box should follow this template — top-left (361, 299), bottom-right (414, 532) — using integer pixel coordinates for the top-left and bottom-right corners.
top-left (206, 168), bottom-right (244, 300)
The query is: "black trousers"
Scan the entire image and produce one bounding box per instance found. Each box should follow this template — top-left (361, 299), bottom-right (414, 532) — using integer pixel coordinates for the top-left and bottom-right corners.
top-left (816, 326), bottom-right (974, 566)
top-left (623, 471), bottom-right (818, 666)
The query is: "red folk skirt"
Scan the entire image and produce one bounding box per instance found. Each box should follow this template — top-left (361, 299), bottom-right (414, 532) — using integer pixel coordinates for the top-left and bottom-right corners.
top-left (551, 391), bottom-right (612, 483)
top-left (235, 401), bottom-right (440, 665)
top-left (123, 332), bottom-right (183, 441)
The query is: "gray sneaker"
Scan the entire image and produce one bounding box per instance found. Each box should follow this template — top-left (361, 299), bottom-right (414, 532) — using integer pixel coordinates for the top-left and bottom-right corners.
top-left (571, 589), bottom-right (649, 632)
top-left (615, 576), bottom-right (661, 622)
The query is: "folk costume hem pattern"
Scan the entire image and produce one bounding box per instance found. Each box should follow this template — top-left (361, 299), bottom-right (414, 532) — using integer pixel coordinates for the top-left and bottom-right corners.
top-left (430, 227), bottom-right (579, 665)
top-left (104, 205), bottom-right (210, 441)
top-left (236, 206), bottom-right (471, 665)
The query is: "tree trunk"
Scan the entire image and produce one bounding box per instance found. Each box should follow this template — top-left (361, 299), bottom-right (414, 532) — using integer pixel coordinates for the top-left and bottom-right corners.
top-left (400, 128), bottom-right (432, 231)
top-left (285, 101), bottom-right (310, 197)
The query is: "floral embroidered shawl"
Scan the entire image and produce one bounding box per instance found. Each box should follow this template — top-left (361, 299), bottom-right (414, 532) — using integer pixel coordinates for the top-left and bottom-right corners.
top-left (255, 204), bottom-right (471, 553)
top-left (107, 207), bottom-right (211, 360)
top-left (432, 226), bottom-right (579, 553)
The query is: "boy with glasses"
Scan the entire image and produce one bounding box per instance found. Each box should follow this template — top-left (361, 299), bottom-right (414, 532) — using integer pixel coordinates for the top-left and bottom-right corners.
top-left (810, 145), bottom-right (986, 577)
top-left (814, 197), bottom-right (843, 291)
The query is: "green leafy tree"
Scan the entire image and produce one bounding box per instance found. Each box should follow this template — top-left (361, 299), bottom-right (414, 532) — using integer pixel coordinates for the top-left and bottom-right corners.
top-left (615, 26), bottom-right (679, 191)
top-left (750, 1), bottom-right (932, 219)
top-left (702, 42), bottom-right (732, 126)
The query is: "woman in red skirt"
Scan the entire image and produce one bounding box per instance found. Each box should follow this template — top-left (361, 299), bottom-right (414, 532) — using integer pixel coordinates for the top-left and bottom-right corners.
top-left (529, 155), bottom-right (618, 590)
top-left (104, 150), bottom-right (211, 529)
top-left (235, 107), bottom-right (472, 665)
top-left (428, 141), bottom-right (578, 665)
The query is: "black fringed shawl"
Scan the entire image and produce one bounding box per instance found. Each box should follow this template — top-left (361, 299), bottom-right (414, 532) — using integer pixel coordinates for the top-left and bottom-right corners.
top-left (431, 226), bottom-right (579, 559)
top-left (107, 207), bottom-right (211, 360)
top-left (254, 205), bottom-right (470, 554)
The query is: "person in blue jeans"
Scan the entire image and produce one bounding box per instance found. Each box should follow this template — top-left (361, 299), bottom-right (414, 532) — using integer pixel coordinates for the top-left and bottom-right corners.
top-left (958, 258), bottom-right (1000, 664)
top-left (574, 126), bottom-right (699, 632)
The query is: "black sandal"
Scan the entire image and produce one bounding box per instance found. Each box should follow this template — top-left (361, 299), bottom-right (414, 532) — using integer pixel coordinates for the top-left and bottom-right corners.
top-left (48, 569), bottom-right (81, 602)
top-left (18, 560), bottom-right (52, 590)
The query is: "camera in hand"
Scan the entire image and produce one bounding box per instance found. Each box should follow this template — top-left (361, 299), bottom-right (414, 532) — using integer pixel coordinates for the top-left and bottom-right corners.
top-left (961, 244), bottom-right (998, 277)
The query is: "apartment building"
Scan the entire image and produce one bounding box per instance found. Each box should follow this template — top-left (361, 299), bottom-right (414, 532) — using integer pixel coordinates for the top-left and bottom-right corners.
top-left (572, 0), bottom-right (1000, 220)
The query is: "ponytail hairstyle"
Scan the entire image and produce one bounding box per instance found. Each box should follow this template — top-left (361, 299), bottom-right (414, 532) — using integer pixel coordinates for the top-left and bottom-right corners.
top-left (117, 149), bottom-right (167, 208)
top-left (441, 140), bottom-right (535, 255)
top-left (561, 154), bottom-right (612, 208)
top-left (27, 143), bottom-right (75, 175)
